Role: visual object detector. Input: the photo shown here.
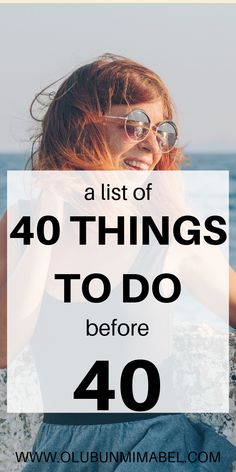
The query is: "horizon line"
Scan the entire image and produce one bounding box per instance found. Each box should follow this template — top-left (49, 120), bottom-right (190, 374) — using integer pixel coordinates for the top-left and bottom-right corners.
top-left (0, 150), bottom-right (236, 156)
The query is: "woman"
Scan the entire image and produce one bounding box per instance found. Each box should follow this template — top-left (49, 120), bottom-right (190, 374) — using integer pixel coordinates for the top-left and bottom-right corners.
top-left (1, 53), bottom-right (236, 471)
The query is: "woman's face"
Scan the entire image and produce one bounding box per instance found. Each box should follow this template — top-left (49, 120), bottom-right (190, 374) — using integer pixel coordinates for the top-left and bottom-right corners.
top-left (103, 99), bottom-right (164, 170)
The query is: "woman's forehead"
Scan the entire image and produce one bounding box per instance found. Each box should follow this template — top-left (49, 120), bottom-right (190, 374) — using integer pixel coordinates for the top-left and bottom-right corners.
top-left (109, 100), bottom-right (164, 122)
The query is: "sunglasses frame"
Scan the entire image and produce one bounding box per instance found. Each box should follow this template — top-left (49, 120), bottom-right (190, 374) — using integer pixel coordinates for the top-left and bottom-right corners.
top-left (103, 109), bottom-right (178, 153)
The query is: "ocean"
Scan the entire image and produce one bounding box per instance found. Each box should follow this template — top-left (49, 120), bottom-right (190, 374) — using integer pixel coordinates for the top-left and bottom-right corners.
top-left (0, 152), bottom-right (236, 267)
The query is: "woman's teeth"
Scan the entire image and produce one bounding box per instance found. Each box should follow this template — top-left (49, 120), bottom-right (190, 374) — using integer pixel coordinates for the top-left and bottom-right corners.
top-left (124, 160), bottom-right (150, 170)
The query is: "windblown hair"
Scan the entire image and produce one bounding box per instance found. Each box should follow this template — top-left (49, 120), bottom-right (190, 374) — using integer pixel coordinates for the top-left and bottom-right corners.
top-left (29, 53), bottom-right (184, 170)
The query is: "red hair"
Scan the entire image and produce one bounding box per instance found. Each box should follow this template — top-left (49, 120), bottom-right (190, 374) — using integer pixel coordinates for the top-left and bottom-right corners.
top-left (30, 54), bottom-right (184, 171)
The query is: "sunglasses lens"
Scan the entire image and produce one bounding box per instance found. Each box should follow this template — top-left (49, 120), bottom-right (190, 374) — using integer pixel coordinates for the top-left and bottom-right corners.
top-left (157, 121), bottom-right (177, 152)
top-left (125, 110), bottom-right (150, 141)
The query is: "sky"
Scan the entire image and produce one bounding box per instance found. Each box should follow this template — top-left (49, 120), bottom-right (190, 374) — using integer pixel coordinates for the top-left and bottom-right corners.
top-left (0, 4), bottom-right (236, 153)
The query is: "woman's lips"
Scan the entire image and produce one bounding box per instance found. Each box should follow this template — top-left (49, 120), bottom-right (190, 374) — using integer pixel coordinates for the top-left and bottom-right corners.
top-left (123, 159), bottom-right (151, 170)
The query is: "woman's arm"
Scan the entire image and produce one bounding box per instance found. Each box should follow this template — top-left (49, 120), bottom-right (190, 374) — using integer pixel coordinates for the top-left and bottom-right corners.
top-left (0, 212), bottom-right (7, 368)
top-left (163, 236), bottom-right (236, 327)
top-left (4, 192), bottom-right (63, 366)
top-left (229, 266), bottom-right (236, 328)
top-left (0, 201), bottom-right (53, 368)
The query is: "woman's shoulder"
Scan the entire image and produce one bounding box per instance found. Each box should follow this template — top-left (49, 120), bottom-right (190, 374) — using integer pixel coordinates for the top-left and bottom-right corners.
top-left (0, 211), bottom-right (7, 250)
top-left (0, 209), bottom-right (7, 226)
top-left (0, 211), bottom-right (7, 286)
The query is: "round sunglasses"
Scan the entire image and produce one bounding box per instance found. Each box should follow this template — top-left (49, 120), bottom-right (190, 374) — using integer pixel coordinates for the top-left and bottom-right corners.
top-left (103, 109), bottom-right (178, 153)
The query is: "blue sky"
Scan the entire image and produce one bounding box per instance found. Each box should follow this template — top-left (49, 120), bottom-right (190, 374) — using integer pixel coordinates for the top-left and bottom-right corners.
top-left (0, 4), bottom-right (236, 153)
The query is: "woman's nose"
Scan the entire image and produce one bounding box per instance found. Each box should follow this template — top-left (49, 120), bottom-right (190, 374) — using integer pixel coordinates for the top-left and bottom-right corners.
top-left (138, 130), bottom-right (161, 155)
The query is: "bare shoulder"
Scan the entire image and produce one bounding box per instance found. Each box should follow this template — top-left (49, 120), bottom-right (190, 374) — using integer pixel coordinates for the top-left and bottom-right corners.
top-left (0, 211), bottom-right (7, 286)
top-left (0, 210), bottom-right (7, 231)
top-left (0, 211), bottom-right (7, 258)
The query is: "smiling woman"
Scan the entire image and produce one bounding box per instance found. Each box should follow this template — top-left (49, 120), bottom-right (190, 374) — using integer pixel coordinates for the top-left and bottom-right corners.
top-left (29, 53), bottom-right (183, 172)
top-left (1, 53), bottom-right (236, 472)
top-left (102, 104), bottom-right (178, 170)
